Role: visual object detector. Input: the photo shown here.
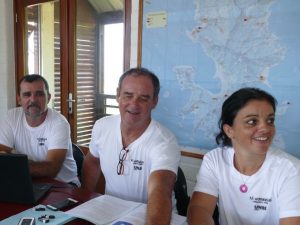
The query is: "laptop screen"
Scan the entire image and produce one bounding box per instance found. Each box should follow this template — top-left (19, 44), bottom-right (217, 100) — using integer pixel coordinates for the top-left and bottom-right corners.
top-left (0, 153), bottom-right (50, 204)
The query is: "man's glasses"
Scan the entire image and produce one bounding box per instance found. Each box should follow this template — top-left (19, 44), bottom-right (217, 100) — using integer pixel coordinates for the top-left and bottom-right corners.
top-left (117, 148), bottom-right (129, 175)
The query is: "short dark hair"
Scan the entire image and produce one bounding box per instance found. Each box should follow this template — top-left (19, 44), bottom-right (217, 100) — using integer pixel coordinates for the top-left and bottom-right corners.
top-left (18, 74), bottom-right (50, 94)
top-left (216, 87), bottom-right (277, 147)
top-left (118, 67), bottom-right (160, 98)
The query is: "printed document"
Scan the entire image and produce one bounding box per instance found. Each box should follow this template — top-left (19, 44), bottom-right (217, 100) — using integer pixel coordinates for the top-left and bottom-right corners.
top-left (66, 195), bottom-right (186, 225)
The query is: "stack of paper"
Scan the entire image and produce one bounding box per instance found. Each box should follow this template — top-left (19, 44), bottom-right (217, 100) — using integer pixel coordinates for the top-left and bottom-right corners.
top-left (66, 195), bottom-right (186, 225)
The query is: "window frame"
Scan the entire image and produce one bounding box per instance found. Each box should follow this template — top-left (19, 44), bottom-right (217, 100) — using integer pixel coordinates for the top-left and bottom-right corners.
top-left (14, 0), bottom-right (132, 151)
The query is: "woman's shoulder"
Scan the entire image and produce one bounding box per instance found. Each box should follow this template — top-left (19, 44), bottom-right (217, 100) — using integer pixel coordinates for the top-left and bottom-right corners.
top-left (267, 148), bottom-right (300, 172)
top-left (206, 146), bottom-right (231, 155)
top-left (204, 146), bottom-right (233, 162)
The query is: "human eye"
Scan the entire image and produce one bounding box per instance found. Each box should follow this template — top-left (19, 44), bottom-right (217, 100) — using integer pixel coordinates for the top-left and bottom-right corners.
top-left (36, 91), bottom-right (45, 97)
top-left (139, 96), bottom-right (150, 102)
top-left (122, 92), bottom-right (132, 100)
top-left (246, 118), bottom-right (257, 126)
top-left (267, 117), bottom-right (275, 125)
top-left (22, 92), bottom-right (31, 97)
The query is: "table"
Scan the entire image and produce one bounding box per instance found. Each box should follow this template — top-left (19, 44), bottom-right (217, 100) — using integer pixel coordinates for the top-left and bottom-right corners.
top-left (0, 178), bottom-right (100, 224)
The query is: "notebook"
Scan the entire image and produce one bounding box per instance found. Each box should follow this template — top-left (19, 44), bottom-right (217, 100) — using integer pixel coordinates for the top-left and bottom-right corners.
top-left (0, 153), bottom-right (52, 204)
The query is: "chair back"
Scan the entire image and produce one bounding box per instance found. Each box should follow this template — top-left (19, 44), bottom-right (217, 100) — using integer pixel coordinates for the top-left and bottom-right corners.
top-left (72, 143), bottom-right (85, 180)
top-left (174, 167), bottom-right (190, 216)
top-left (174, 167), bottom-right (219, 223)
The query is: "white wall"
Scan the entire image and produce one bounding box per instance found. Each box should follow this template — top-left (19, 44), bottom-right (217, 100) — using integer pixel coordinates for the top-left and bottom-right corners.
top-left (0, 0), bottom-right (16, 117)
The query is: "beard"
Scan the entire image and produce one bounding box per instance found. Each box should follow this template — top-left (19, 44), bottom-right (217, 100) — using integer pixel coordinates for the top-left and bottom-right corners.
top-left (24, 104), bottom-right (46, 120)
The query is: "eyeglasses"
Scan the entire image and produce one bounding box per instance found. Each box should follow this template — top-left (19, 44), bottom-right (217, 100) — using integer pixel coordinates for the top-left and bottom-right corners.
top-left (117, 148), bottom-right (129, 175)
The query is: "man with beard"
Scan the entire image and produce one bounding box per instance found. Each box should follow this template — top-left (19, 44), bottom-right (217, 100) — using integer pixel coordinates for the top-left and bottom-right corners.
top-left (0, 74), bottom-right (80, 186)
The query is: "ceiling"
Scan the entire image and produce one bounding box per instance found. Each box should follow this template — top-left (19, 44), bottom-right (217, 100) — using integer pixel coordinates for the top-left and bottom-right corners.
top-left (88, 0), bottom-right (124, 14)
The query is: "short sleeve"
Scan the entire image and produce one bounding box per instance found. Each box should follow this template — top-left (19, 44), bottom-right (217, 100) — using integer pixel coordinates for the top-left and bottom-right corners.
top-left (89, 119), bottom-right (102, 158)
top-left (149, 130), bottom-right (180, 174)
top-left (48, 118), bottom-right (71, 150)
top-left (278, 167), bottom-right (300, 218)
top-left (194, 152), bottom-right (219, 197)
top-left (0, 112), bottom-right (15, 148)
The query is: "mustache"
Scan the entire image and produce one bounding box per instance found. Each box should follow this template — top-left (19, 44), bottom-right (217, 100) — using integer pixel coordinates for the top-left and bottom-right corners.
top-left (27, 103), bottom-right (41, 110)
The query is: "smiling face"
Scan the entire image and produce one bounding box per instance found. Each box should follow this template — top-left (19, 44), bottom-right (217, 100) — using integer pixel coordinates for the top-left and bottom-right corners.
top-left (223, 100), bottom-right (276, 156)
top-left (18, 79), bottom-right (51, 124)
top-left (117, 74), bottom-right (158, 130)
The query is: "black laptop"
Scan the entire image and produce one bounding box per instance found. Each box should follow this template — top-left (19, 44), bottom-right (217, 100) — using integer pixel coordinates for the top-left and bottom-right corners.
top-left (0, 153), bottom-right (52, 204)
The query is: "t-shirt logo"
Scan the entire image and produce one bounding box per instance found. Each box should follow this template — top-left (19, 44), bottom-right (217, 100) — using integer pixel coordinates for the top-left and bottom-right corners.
top-left (131, 159), bottom-right (144, 171)
top-left (37, 137), bottom-right (47, 146)
top-left (250, 196), bottom-right (272, 211)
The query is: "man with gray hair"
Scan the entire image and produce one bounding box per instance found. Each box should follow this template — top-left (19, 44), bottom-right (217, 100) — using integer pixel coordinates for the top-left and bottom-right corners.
top-left (82, 67), bottom-right (180, 225)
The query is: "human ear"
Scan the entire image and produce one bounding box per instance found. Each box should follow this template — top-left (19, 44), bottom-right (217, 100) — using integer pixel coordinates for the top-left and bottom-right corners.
top-left (116, 88), bottom-right (120, 103)
top-left (152, 96), bottom-right (158, 109)
top-left (223, 124), bottom-right (234, 139)
top-left (47, 93), bottom-right (51, 103)
top-left (17, 95), bottom-right (21, 106)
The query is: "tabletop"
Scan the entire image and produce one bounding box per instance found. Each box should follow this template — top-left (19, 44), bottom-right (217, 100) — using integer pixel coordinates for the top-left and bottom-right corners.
top-left (0, 178), bottom-right (100, 224)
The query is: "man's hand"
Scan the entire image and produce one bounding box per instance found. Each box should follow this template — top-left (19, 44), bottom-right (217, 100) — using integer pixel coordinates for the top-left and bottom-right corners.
top-left (0, 144), bottom-right (12, 153)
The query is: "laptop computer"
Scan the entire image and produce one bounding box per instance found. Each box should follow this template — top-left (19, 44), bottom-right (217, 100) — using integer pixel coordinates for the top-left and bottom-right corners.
top-left (0, 153), bottom-right (52, 204)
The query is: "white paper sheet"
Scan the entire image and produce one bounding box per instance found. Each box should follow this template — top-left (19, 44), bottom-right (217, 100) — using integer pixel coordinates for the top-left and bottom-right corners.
top-left (66, 194), bottom-right (186, 225)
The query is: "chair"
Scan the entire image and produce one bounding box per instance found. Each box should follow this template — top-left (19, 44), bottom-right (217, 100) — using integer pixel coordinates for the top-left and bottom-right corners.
top-left (174, 167), bottom-right (190, 216)
top-left (72, 143), bottom-right (85, 180)
top-left (174, 167), bottom-right (219, 224)
top-left (213, 205), bottom-right (219, 225)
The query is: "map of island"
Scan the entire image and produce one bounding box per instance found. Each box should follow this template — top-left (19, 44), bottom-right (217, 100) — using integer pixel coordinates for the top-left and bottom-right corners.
top-left (142, 0), bottom-right (300, 157)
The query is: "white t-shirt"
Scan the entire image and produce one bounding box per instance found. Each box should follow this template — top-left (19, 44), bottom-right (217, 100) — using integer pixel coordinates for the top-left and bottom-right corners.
top-left (0, 107), bottom-right (80, 186)
top-left (89, 115), bottom-right (180, 203)
top-left (194, 146), bottom-right (300, 225)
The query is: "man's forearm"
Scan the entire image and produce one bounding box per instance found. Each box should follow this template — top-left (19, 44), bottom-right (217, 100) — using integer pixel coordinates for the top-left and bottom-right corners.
top-left (187, 205), bottom-right (215, 225)
top-left (81, 154), bottom-right (101, 191)
top-left (0, 144), bottom-right (12, 153)
top-left (146, 190), bottom-right (172, 225)
top-left (146, 170), bottom-right (176, 225)
top-left (29, 160), bottom-right (61, 178)
top-left (81, 171), bottom-right (99, 191)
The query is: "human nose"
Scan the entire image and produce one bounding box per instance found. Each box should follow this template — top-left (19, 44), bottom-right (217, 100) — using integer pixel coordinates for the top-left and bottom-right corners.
top-left (128, 96), bottom-right (140, 105)
top-left (258, 120), bottom-right (274, 132)
top-left (29, 93), bottom-right (37, 102)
